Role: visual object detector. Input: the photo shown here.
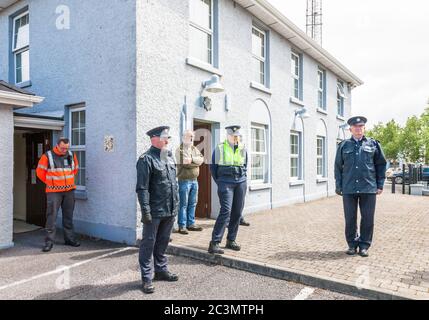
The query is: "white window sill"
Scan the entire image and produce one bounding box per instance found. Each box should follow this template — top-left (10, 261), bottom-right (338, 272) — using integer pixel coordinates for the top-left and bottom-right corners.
top-left (289, 180), bottom-right (305, 187)
top-left (337, 115), bottom-right (346, 121)
top-left (186, 57), bottom-right (223, 76)
top-left (250, 81), bottom-right (272, 95)
top-left (16, 80), bottom-right (32, 88)
top-left (317, 108), bottom-right (328, 115)
top-left (249, 183), bottom-right (272, 191)
top-left (290, 97), bottom-right (305, 107)
top-left (317, 178), bottom-right (328, 183)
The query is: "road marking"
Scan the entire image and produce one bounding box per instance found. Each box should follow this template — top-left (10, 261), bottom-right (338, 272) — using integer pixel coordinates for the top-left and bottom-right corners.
top-left (0, 247), bottom-right (133, 291)
top-left (293, 287), bottom-right (315, 300)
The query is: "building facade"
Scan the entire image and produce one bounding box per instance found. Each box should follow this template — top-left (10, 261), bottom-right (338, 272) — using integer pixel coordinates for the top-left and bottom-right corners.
top-left (0, 0), bottom-right (362, 248)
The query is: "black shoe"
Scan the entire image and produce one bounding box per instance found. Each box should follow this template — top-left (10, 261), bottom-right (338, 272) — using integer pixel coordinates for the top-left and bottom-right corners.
top-left (346, 247), bottom-right (358, 256)
top-left (42, 242), bottom-right (53, 253)
top-left (226, 240), bottom-right (241, 251)
top-left (154, 271), bottom-right (179, 282)
top-left (208, 241), bottom-right (224, 254)
top-left (142, 282), bottom-right (155, 294)
top-left (359, 248), bottom-right (369, 257)
top-left (178, 227), bottom-right (189, 235)
top-left (240, 220), bottom-right (250, 227)
top-left (64, 240), bottom-right (81, 247)
top-left (187, 225), bottom-right (203, 232)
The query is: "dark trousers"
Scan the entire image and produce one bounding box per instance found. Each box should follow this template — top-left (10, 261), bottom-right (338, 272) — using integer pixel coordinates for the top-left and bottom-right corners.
top-left (45, 191), bottom-right (76, 243)
top-left (212, 181), bottom-right (247, 243)
top-left (343, 194), bottom-right (377, 250)
top-left (139, 216), bottom-right (175, 283)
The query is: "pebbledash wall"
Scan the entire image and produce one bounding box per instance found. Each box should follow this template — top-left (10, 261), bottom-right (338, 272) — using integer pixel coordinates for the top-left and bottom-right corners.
top-left (0, 0), bottom-right (140, 244)
top-left (136, 0), bottom-right (355, 224)
top-left (1, 0), bottom-right (358, 246)
top-left (0, 108), bottom-right (14, 249)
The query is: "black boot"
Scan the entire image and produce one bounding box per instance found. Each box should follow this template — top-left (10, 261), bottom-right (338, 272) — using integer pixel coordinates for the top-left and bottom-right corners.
top-left (226, 240), bottom-right (241, 251)
top-left (42, 242), bottom-right (54, 253)
top-left (208, 241), bottom-right (224, 254)
top-left (142, 282), bottom-right (155, 294)
top-left (346, 247), bottom-right (358, 255)
top-left (359, 248), bottom-right (369, 257)
top-left (65, 239), bottom-right (81, 247)
top-left (154, 271), bottom-right (179, 282)
top-left (240, 219), bottom-right (250, 227)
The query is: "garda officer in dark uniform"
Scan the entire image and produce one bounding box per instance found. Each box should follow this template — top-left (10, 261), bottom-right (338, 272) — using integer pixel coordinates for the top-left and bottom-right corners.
top-left (136, 126), bottom-right (179, 294)
top-left (335, 117), bottom-right (387, 258)
top-left (208, 125), bottom-right (248, 254)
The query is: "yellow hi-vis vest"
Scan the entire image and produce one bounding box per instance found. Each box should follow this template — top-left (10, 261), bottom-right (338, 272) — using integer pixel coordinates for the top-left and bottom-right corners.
top-left (218, 141), bottom-right (245, 167)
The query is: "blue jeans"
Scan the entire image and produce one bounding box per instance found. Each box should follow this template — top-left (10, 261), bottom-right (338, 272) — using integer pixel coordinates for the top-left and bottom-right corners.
top-left (178, 180), bottom-right (199, 228)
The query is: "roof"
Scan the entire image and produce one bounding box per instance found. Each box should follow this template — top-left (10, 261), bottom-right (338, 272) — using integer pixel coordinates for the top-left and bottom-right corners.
top-left (236, 0), bottom-right (364, 87)
top-left (0, 0), bottom-right (18, 12)
top-left (0, 80), bottom-right (35, 96)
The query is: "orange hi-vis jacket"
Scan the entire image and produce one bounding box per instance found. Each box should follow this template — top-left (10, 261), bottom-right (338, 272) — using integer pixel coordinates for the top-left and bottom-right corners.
top-left (36, 146), bottom-right (79, 193)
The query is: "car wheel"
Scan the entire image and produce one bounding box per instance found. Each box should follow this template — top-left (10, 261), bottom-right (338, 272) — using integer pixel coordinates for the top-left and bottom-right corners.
top-left (395, 177), bottom-right (403, 184)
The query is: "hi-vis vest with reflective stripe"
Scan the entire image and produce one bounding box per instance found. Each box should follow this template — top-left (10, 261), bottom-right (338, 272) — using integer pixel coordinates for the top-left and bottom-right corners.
top-left (45, 150), bottom-right (78, 192)
top-left (218, 141), bottom-right (245, 167)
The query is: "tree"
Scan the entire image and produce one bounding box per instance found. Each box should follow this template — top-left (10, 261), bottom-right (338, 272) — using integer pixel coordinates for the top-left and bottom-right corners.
top-left (399, 116), bottom-right (424, 163)
top-left (421, 107), bottom-right (429, 163)
top-left (367, 120), bottom-right (402, 164)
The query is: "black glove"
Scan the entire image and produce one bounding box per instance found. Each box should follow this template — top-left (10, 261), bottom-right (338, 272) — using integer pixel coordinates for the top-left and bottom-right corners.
top-left (335, 189), bottom-right (343, 196)
top-left (142, 213), bottom-right (152, 225)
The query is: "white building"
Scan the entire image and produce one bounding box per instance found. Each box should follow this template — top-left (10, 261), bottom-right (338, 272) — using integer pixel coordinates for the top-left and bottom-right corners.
top-left (0, 0), bottom-right (362, 249)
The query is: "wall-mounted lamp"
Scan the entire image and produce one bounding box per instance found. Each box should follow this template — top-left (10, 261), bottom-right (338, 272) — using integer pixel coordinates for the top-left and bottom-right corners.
top-left (339, 123), bottom-right (350, 130)
top-left (200, 75), bottom-right (225, 111)
top-left (295, 107), bottom-right (310, 119)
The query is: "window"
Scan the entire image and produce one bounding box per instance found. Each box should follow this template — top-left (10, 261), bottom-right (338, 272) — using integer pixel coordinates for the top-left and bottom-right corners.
top-left (317, 136), bottom-right (326, 177)
top-left (251, 124), bottom-right (268, 184)
top-left (337, 81), bottom-right (346, 116)
top-left (318, 68), bottom-right (326, 110)
top-left (70, 107), bottom-right (86, 189)
top-left (252, 26), bottom-right (266, 85)
top-left (12, 12), bottom-right (30, 84)
top-left (291, 52), bottom-right (301, 100)
top-left (290, 132), bottom-right (301, 180)
top-left (189, 0), bottom-right (213, 64)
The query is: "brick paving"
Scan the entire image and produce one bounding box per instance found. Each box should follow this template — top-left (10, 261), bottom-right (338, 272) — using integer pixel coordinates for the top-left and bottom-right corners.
top-left (171, 193), bottom-right (429, 300)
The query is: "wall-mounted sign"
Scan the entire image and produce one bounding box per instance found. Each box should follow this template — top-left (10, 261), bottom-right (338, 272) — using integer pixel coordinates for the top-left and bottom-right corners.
top-left (104, 136), bottom-right (114, 152)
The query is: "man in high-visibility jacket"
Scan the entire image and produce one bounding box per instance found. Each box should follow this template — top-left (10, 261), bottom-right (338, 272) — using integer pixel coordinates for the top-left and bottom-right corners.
top-left (36, 138), bottom-right (80, 252)
top-left (208, 125), bottom-right (248, 254)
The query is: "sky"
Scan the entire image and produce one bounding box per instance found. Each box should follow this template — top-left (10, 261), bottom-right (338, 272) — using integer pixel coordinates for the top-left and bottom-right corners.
top-left (266, 0), bottom-right (429, 128)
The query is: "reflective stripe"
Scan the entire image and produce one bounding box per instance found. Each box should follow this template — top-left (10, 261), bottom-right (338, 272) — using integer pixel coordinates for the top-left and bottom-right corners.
top-left (46, 175), bottom-right (75, 181)
top-left (47, 168), bottom-right (74, 173)
top-left (38, 165), bottom-right (48, 170)
top-left (47, 151), bottom-right (55, 169)
top-left (46, 185), bottom-right (75, 190)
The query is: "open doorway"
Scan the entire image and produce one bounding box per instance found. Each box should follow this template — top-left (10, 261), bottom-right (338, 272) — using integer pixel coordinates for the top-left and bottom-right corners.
top-left (193, 121), bottom-right (212, 219)
top-left (13, 129), bottom-right (52, 233)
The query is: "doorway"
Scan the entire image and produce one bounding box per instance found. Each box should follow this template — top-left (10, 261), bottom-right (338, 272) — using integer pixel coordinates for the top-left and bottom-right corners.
top-left (193, 121), bottom-right (212, 219)
top-left (13, 129), bottom-right (52, 229)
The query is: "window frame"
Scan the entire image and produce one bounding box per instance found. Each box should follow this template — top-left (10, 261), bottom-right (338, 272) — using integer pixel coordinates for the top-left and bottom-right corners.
top-left (12, 11), bottom-right (30, 85)
top-left (337, 80), bottom-right (346, 116)
top-left (250, 123), bottom-right (268, 185)
top-left (69, 106), bottom-right (86, 190)
top-left (189, 0), bottom-right (214, 65)
top-left (290, 131), bottom-right (302, 181)
top-left (318, 67), bottom-right (326, 110)
top-left (291, 52), bottom-right (301, 100)
top-left (316, 136), bottom-right (326, 178)
top-left (251, 25), bottom-right (267, 86)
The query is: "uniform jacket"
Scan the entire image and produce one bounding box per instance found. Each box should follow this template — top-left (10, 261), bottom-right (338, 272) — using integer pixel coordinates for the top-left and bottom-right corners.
top-left (136, 146), bottom-right (179, 219)
top-left (210, 141), bottom-right (248, 184)
top-left (335, 136), bottom-right (387, 195)
top-left (36, 146), bottom-right (79, 193)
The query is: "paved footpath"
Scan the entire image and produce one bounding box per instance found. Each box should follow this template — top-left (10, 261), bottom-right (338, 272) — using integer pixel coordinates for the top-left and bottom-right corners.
top-left (170, 193), bottom-right (429, 300)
